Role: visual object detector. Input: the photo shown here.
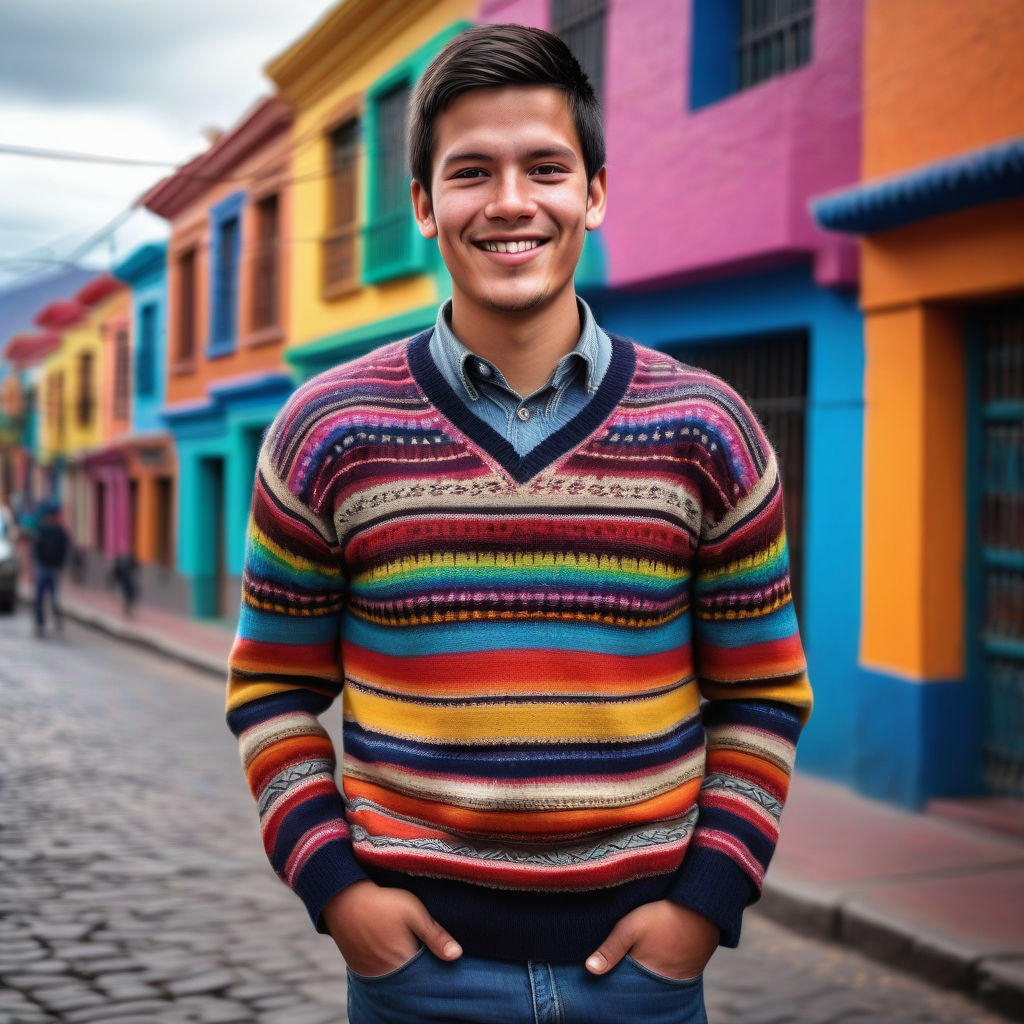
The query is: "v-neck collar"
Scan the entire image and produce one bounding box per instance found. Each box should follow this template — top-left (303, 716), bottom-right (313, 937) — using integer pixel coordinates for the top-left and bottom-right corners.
top-left (407, 328), bottom-right (637, 484)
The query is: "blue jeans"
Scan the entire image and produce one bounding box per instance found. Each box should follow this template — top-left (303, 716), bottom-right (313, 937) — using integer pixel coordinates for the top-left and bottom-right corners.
top-left (34, 568), bottom-right (62, 630)
top-left (347, 948), bottom-right (707, 1024)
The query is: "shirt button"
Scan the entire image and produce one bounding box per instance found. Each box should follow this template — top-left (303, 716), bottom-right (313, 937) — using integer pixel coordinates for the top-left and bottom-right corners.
top-left (477, 362), bottom-right (492, 378)
top-left (517, 406), bottom-right (531, 422)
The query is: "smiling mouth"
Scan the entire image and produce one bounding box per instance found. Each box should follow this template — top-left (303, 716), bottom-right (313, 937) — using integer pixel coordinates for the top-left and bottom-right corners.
top-left (476, 239), bottom-right (546, 254)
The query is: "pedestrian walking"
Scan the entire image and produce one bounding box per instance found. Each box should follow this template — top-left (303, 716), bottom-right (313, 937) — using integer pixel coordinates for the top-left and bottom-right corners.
top-left (32, 500), bottom-right (69, 637)
top-left (108, 551), bottom-right (139, 617)
top-left (228, 24), bottom-right (813, 1024)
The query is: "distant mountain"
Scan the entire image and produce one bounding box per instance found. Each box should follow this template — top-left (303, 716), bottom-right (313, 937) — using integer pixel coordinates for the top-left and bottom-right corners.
top-left (0, 266), bottom-right (97, 344)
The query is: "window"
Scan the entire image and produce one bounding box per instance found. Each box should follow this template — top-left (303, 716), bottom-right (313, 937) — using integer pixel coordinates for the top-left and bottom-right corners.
top-left (176, 248), bottom-right (197, 363)
top-left (690, 0), bottom-right (814, 110)
top-left (252, 193), bottom-right (280, 330)
top-left (76, 351), bottom-right (94, 428)
top-left (364, 80), bottom-right (413, 280)
top-left (324, 118), bottom-right (360, 293)
top-left (155, 475), bottom-right (173, 568)
top-left (738, 0), bottom-right (813, 90)
top-left (552, 0), bottom-right (607, 100)
top-left (137, 303), bottom-right (157, 397)
top-left (671, 331), bottom-right (807, 618)
top-left (210, 198), bottom-right (242, 353)
top-left (50, 371), bottom-right (65, 443)
top-left (114, 327), bottom-right (130, 421)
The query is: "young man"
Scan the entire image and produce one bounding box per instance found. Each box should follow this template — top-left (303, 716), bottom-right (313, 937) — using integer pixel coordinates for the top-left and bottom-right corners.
top-left (228, 24), bottom-right (812, 1023)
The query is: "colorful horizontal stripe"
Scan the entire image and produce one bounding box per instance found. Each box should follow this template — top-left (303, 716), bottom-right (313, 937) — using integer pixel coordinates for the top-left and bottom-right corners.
top-left (226, 331), bottom-right (812, 957)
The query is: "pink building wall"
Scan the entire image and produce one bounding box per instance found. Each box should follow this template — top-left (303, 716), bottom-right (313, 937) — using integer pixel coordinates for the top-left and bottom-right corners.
top-left (478, 0), bottom-right (863, 288)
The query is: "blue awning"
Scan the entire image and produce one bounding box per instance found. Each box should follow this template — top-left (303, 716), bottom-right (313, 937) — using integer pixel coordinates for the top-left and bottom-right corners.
top-left (812, 136), bottom-right (1024, 234)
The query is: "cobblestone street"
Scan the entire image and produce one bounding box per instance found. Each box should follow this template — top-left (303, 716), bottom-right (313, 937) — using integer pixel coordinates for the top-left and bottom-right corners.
top-left (0, 613), bottom-right (1015, 1024)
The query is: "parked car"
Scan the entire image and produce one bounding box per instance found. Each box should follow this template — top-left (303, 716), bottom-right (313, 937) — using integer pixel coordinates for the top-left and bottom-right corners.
top-left (0, 506), bottom-right (20, 613)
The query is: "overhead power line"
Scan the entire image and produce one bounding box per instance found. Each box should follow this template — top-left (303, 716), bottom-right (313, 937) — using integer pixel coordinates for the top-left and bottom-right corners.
top-left (0, 142), bottom-right (182, 169)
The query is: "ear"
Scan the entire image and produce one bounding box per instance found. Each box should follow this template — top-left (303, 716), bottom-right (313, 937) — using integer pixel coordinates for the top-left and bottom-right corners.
top-left (411, 179), bottom-right (437, 239)
top-left (585, 166), bottom-right (607, 232)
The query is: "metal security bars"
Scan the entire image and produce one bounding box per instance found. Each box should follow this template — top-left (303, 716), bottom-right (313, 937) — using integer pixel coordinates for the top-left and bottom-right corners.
top-left (136, 303), bottom-right (157, 397)
top-left (552, 0), bottom-right (607, 101)
top-left (738, 0), bottom-right (813, 91)
top-left (176, 248), bottom-right (197, 364)
top-left (975, 302), bottom-right (1024, 797)
top-left (252, 193), bottom-right (280, 331)
top-left (324, 118), bottom-right (359, 293)
top-left (113, 328), bottom-right (130, 421)
top-left (672, 332), bottom-right (808, 619)
top-left (213, 214), bottom-right (240, 346)
top-left (367, 82), bottom-right (412, 273)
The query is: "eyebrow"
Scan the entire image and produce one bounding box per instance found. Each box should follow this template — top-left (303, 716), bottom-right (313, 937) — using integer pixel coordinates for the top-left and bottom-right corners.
top-left (440, 146), bottom-right (578, 170)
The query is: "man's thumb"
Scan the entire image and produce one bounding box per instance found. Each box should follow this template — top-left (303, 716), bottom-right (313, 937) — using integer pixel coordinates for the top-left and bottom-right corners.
top-left (413, 912), bottom-right (463, 962)
top-left (586, 921), bottom-right (634, 975)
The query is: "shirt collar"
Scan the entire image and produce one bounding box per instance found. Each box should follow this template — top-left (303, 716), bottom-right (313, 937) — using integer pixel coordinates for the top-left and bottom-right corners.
top-left (429, 298), bottom-right (610, 402)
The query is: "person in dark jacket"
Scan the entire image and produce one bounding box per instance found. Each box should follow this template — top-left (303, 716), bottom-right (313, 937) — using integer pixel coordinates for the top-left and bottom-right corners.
top-left (33, 501), bottom-right (70, 636)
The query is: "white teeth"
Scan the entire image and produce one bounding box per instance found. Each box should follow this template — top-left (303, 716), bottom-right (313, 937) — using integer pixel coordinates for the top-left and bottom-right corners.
top-left (483, 240), bottom-right (541, 253)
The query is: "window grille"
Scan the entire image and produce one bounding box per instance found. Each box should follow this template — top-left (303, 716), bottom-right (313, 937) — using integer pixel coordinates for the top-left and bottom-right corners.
top-left (552, 0), bottom-right (607, 100)
top-left (367, 82), bottom-right (412, 272)
top-left (76, 351), bottom-right (94, 428)
top-left (672, 332), bottom-right (808, 619)
top-left (51, 372), bottom-right (65, 443)
top-left (213, 214), bottom-right (240, 345)
top-left (324, 119), bottom-right (360, 291)
top-left (252, 193), bottom-right (280, 329)
top-left (974, 301), bottom-right (1024, 797)
top-left (137, 303), bottom-right (157, 397)
top-left (177, 249), bottom-right (197, 363)
top-left (113, 327), bottom-right (130, 421)
top-left (738, 0), bottom-right (813, 91)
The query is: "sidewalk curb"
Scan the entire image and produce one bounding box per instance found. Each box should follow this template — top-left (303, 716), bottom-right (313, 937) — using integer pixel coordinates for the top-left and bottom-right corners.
top-left (759, 875), bottom-right (1024, 1020)
top-left (18, 586), bottom-right (227, 681)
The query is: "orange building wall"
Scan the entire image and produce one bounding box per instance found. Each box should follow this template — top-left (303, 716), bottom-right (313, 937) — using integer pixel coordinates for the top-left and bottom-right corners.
top-left (861, 303), bottom-right (966, 679)
top-left (164, 131), bottom-right (292, 407)
top-left (863, 0), bottom-right (1024, 179)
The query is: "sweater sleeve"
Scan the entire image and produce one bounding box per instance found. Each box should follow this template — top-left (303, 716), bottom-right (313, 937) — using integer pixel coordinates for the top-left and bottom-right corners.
top-left (226, 395), bottom-right (368, 930)
top-left (667, 383), bottom-right (813, 947)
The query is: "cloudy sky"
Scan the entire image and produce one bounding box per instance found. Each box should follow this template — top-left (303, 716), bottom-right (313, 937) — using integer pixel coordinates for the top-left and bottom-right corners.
top-left (0, 0), bottom-right (337, 290)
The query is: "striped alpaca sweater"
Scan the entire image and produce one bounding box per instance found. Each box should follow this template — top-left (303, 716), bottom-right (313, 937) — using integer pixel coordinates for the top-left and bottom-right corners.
top-left (226, 329), bottom-right (812, 961)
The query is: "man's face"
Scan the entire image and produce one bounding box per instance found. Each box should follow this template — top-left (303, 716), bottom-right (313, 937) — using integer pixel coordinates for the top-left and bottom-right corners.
top-left (412, 85), bottom-right (606, 321)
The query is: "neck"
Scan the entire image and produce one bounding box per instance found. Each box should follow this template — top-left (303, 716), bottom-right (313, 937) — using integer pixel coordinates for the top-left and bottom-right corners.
top-left (449, 290), bottom-right (581, 396)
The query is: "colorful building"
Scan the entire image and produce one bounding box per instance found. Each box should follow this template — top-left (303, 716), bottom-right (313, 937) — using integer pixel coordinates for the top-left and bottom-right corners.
top-left (814, 0), bottom-right (1024, 803)
top-left (142, 97), bottom-right (294, 620)
top-left (34, 273), bottom-right (132, 575)
top-left (113, 242), bottom-right (184, 613)
top-left (486, 0), bottom-right (866, 788)
top-left (265, 0), bottom-right (476, 380)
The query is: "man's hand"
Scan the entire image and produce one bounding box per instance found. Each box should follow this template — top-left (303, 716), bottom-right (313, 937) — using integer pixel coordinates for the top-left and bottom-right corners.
top-left (586, 901), bottom-right (719, 980)
top-left (322, 880), bottom-right (463, 977)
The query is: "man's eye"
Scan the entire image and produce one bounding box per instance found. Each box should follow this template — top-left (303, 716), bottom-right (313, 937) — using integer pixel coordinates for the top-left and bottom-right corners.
top-left (453, 168), bottom-right (486, 179)
top-left (532, 164), bottom-right (565, 176)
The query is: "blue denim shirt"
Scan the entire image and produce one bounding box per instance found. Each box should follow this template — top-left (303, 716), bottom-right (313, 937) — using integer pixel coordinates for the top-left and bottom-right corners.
top-left (428, 299), bottom-right (612, 456)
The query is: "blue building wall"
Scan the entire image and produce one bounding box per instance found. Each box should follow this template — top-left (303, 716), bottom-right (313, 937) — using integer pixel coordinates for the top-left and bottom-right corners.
top-left (595, 264), bottom-right (865, 785)
top-left (114, 242), bottom-right (168, 434)
top-left (164, 374), bottom-right (293, 620)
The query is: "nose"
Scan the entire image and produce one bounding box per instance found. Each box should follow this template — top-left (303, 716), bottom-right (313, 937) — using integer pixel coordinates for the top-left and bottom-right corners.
top-left (484, 171), bottom-right (537, 221)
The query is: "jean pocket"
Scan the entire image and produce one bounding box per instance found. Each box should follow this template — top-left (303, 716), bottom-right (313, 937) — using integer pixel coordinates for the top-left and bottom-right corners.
top-left (346, 944), bottom-right (426, 984)
top-left (624, 953), bottom-right (703, 987)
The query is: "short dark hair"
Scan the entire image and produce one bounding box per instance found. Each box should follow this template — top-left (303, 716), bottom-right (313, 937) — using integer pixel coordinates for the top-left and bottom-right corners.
top-left (409, 23), bottom-right (605, 192)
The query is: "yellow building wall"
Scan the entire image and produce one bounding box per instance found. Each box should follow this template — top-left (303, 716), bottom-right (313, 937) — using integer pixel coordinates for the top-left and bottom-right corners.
top-left (60, 291), bottom-right (126, 455)
top-left (282, 0), bottom-right (474, 349)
